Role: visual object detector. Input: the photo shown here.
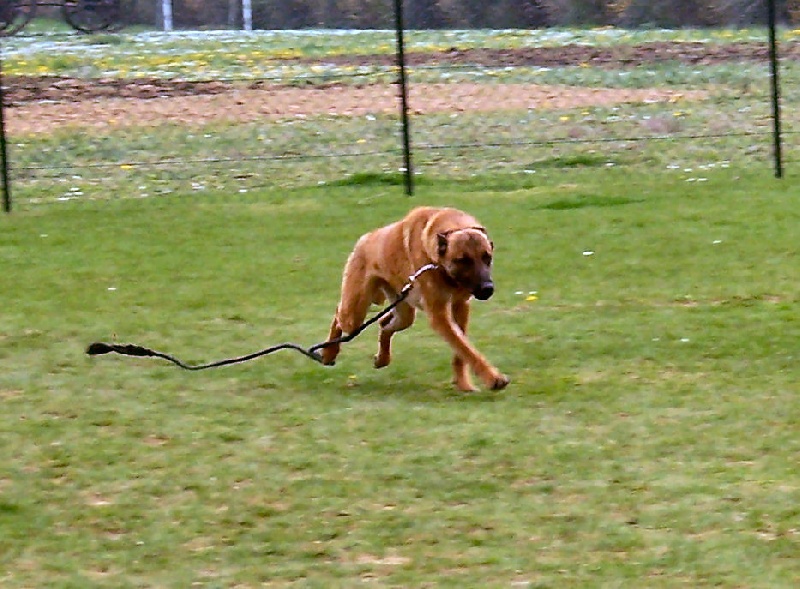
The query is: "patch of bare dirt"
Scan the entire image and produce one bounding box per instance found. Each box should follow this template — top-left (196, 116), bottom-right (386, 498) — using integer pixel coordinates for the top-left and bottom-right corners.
top-left (303, 41), bottom-right (800, 68)
top-left (4, 77), bottom-right (232, 104)
top-left (3, 83), bottom-right (707, 135)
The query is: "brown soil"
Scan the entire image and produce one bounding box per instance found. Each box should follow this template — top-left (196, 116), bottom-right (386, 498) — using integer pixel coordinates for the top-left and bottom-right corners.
top-left (296, 41), bottom-right (798, 68)
top-left (5, 83), bottom-right (706, 135)
top-left (5, 40), bottom-right (782, 135)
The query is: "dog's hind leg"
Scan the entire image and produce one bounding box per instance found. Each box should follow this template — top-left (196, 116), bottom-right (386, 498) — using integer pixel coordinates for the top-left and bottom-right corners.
top-left (450, 299), bottom-right (476, 391)
top-left (320, 295), bottom-right (371, 365)
top-left (374, 301), bottom-right (416, 369)
top-left (321, 248), bottom-right (372, 366)
top-left (320, 314), bottom-right (343, 366)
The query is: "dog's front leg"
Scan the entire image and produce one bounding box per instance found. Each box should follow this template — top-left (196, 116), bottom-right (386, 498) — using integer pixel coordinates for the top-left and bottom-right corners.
top-left (450, 299), bottom-right (476, 391)
top-left (425, 299), bottom-right (509, 391)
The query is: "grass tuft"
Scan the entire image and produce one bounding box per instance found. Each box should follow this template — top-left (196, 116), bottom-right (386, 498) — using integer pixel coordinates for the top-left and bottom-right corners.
top-left (538, 193), bottom-right (644, 210)
top-left (328, 171), bottom-right (414, 187)
top-left (532, 153), bottom-right (612, 169)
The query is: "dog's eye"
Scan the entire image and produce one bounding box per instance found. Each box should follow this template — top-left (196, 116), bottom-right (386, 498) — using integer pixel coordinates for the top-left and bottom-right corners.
top-left (482, 253), bottom-right (492, 265)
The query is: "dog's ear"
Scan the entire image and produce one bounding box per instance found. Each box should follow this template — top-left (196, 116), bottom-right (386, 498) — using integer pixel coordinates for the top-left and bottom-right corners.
top-left (437, 233), bottom-right (448, 258)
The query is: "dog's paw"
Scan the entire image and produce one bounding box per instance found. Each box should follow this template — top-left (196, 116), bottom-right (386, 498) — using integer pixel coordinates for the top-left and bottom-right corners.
top-left (453, 373), bottom-right (478, 392)
top-left (320, 349), bottom-right (338, 366)
top-left (456, 381), bottom-right (479, 393)
top-left (373, 354), bottom-right (390, 369)
top-left (488, 373), bottom-right (510, 391)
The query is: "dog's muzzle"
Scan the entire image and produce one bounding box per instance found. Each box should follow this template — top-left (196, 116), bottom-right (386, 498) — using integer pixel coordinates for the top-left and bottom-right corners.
top-left (474, 282), bottom-right (494, 300)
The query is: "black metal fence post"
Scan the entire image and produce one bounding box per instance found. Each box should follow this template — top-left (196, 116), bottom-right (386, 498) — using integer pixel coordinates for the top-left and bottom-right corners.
top-left (0, 43), bottom-right (11, 213)
top-left (394, 0), bottom-right (414, 196)
top-left (767, 0), bottom-right (783, 179)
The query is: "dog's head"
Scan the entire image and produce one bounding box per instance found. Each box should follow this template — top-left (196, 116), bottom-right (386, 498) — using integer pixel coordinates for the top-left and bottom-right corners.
top-left (436, 227), bottom-right (495, 300)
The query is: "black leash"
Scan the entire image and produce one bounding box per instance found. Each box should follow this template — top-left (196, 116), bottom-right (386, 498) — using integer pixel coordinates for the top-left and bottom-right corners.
top-left (86, 263), bottom-right (438, 371)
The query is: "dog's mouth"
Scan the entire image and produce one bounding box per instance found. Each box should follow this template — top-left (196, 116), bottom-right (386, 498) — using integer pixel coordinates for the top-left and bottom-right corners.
top-left (440, 267), bottom-right (494, 300)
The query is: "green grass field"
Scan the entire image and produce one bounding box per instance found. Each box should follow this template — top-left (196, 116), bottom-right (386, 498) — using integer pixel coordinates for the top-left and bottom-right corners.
top-left (2, 22), bottom-right (800, 588)
top-left (2, 165), bottom-right (799, 587)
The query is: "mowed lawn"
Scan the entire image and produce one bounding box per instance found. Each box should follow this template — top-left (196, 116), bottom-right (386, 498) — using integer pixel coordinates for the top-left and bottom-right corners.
top-left (1, 166), bottom-right (798, 587)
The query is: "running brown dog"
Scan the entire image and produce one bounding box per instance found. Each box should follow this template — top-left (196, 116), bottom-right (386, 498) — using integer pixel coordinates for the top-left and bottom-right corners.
top-left (321, 206), bottom-right (509, 391)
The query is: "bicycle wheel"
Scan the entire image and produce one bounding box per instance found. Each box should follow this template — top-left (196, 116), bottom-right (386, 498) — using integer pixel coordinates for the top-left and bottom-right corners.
top-left (0, 0), bottom-right (37, 36)
top-left (101, 0), bottom-right (135, 32)
top-left (63, 0), bottom-right (121, 34)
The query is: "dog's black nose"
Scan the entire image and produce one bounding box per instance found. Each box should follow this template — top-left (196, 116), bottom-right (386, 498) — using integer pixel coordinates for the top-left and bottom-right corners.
top-left (474, 283), bottom-right (494, 300)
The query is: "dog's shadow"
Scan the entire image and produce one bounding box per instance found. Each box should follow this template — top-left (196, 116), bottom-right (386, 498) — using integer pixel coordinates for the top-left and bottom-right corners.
top-left (310, 368), bottom-right (508, 403)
